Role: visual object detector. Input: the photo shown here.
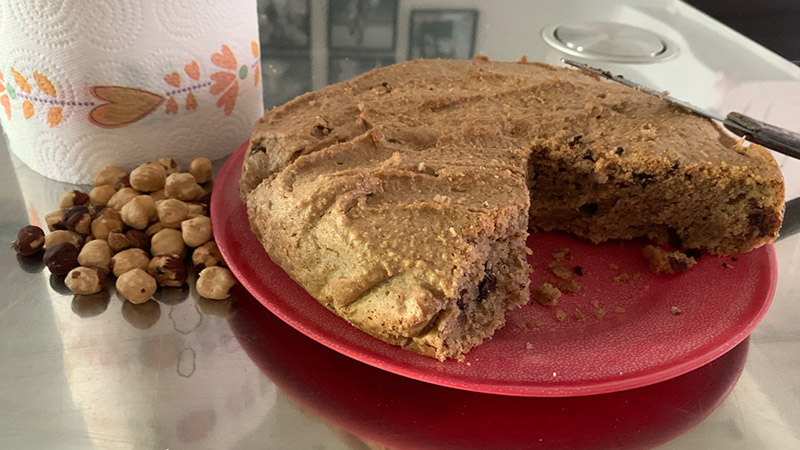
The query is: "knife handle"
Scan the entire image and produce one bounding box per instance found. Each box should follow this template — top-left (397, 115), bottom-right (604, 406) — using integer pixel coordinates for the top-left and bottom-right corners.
top-left (723, 112), bottom-right (800, 160)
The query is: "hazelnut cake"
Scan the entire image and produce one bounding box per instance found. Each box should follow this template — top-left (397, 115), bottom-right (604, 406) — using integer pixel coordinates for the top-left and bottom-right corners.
top-left (241, 57), bottom-right (784, 360)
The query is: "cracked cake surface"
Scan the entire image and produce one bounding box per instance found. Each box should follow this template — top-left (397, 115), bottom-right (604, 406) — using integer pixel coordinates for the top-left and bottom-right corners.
top-left (241, 58), bottom-right (784, 360)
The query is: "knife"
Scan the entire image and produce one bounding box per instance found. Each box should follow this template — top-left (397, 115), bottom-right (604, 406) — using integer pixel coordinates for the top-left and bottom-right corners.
top-left (562, 58), bottom-right (800, 160)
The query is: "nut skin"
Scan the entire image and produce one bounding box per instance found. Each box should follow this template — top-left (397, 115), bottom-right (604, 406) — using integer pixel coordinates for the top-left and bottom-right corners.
top-left (150, 228), bottom-right (186, 256)
top-left (65, 267), bottom-right (105, 295)
top-left (120, 195), bottom-right (157, 229)
top-left (191, 240), bottom-right (224, 270)
top-left (43, 242), bottom-right (80, 275)
top-left (196, 266), bottom-right (236, 300)
top-left (110, 248), bottom-right (150, 278)
top-left (116, 268), bottom-right (157, 304)
top-left (157, 198), bottom-right (189, 228)
top-left (147, 253), bottom-right (187, 287)
top-left (45, 209), bottom-right (68, 232)
top-left (189, 157), bottom-right (213, 184)
top-left (165, 173), bottom-right (204, 201)
top-left (181, 216), bottom-right (212, 247)
top-left (89, 185), bottom-right (117, 206)
top-left (44, 229), bottom-right (83, 250)
top-left (130, 162), bottom-right (166, 192)
top-left (77, 239), bottom-right (112, 272)
top-left (90, 208), bottom-right (124, 240)
top-left (154, 157), bottom-right (180, 175)
top-left (107, 231), bottom-right (132, 252)
top-left (94, 166), bottom-right (127, 187)
top-left (62, 206), bottom-right (92, 235)
top-left (114, 174), bottom-right (132, 190)
top-left (12, 225), bottom-right (45, 256)
top-left (107, 187), bottom-right (140, 211)
top-left (59, 190), bottom-right (90, 209)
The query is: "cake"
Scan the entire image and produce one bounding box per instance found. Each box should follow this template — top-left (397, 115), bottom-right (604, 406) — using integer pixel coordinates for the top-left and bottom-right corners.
top-left (241, 57), bottom-right (784, 360)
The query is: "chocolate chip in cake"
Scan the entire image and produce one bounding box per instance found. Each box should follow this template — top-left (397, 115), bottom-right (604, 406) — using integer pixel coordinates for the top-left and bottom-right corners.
top-left (381, 81), bottom-right (392, 93)
top-left (614, 146), bottom-right (624, 155)
top-left (567, 134), bottom-right (583, 147)
top-left (582, 151), bottom-right (596, 162)
top-left (249, 145), bottom-right (266, 156)
top-left (684, 248), bottom-right (703, 259)
top-left (579, 202), bottom-right (598, 215)
top-left (633, 172), bottom-right (656, 187)
top-left (477, 268), bottom-right (496, 303)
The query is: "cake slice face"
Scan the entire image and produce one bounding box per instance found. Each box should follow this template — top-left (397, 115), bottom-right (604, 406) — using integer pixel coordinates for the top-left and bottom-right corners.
top-left (247, 132), bottom-right (531, 359)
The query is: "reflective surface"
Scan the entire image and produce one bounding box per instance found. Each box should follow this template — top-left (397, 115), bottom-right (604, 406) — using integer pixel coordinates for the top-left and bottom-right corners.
top-left (3, 0), bottom-right (800, 448)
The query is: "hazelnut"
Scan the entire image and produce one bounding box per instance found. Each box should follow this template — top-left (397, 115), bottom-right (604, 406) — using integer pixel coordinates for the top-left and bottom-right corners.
top-left (114, 174), bottom-right (132, 190)
top-left (107, 231), bottom-right (132, 252)
top-left (150, 189), bottom-right (167, 202)
top-left (126, 229), bottom-right (150, 250)
top-left (130, 162), bottom-right (166, 192)
top-left (186, 202), bottom-right (207, 216)
top-left (43, 242), bottom-right (80, 275)
top-left (155, 157), bottom-right (180, 175)
top-left (150, 228), bottom-right (185, 256)
top-left (157, 198), bottom-right (189, 228)
top-left (120, 195), bottom-right (156, 229)
top-left (12, 225), bottom-right (45, 256)
top-left (147, 253), bottom-right (187, 287)
top-left (45, 209), bottom-right (67, 231)
top-left (189, 157), bottom-right (213, 184)
top-left (44, 230), bottom-right (83, 250)
top-left (90, 208), bottom-right (124, 240)
top-left (116, 268), bottom-right (157, 304)
top-left (181, 216), bottom-right (212, 247)
top-left (110, 248), bottom-right (150, 277)
top-left (59, 190), bottom-right (90, 209)
top-left (192, 240), bottom-right (224, 269)
top-left (145, 222), bottom-right (165, 237)
top-left (94, 165), bottom-right (127, 187)
top-left (107, 187), bottom-right (139, 211)
top-left (65, 267), bottom-right (105, 295)
top-left (89, 185), bottom-right (117, 206)
top-left (62, 206), bottom-right (92, 235)
top-left (196, 266), bottom-right (236, 300)
top-left (164, 173), bottom-right (203, 201)
top-left (77, 239), bottom-right (112, 272)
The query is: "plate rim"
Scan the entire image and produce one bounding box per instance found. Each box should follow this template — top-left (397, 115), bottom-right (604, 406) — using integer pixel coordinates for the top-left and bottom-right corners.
top-left (214, 141), bottom-right (778, 397)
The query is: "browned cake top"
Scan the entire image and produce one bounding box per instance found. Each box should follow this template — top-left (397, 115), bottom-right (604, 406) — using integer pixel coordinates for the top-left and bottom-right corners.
top-left (242, 58), bottom-right (781, 198)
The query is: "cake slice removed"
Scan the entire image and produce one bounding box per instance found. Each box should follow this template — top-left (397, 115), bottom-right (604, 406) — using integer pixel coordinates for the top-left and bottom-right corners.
top-left (247, 131), bottom-right (531, 360)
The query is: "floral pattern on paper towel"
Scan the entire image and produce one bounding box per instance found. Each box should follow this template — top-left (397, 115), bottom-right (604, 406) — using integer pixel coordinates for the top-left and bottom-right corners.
top-left (0, 41), bottom-right (261, 129)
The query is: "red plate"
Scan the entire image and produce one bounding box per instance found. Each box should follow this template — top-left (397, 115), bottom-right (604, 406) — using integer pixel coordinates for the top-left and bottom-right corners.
top-left (212, 142), bottom-right (777, 397)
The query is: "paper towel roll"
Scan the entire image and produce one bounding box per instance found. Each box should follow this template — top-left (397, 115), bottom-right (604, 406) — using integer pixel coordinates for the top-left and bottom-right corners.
top-left (0, 0), bottom-right (264, 184)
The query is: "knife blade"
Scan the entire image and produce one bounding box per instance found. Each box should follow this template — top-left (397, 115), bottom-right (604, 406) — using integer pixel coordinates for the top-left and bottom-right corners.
top-left (562, 58), bottom-right (800, 160)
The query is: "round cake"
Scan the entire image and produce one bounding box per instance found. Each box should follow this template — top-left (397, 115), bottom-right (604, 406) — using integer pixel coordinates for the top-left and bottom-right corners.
top-left (240, 57), bottom-right (784, 360)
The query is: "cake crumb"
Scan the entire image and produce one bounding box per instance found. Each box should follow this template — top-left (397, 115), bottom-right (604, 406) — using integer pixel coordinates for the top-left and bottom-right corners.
top-left (722, 262), bottom-right (734, 269)
top-left (594, 308), bottom-right (606, 319)
top-left (557, 279), bottom-right (581, 293)
top-left (548, 261), bottom-right (572, 280)
top-left (525, 342), bottom-right (533, 350)
top-left (609, 263), bottom-right (620, 270)
top-left (533, 283), bottom-right (561, 306)
top-left (671, 306), bottom-right (683, 315)
top-left (433, 194), bottom-right (451, 204)
top-left (613, 273), bottom-right (630, 282)
top-left (553, 248), bottom-right (572, 261)
top-left (590, 299), bottom-right (600, 308)
top-left (615, 306), bottom-right (626, 314)
top-left (632, 272), bottom-right (642, 280)
top-left (525, 247), bottom-right (533, 255)
top-left (555, 309), bottom-right (566, 321)
top-left (466, 362), bottom-right (471, 366)
top-left (643, 245), bottom-right (697, 274)
top-left (575, 309), bottom-right (585, 321)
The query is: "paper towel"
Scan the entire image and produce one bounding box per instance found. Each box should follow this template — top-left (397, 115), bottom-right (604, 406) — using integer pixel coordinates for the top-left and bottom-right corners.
top-left (0, 0), bottom-right (264, 184)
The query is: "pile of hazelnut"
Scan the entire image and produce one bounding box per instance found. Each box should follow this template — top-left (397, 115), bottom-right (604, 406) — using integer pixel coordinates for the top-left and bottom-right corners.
top-left (11, 157), bottom-right (237, 303)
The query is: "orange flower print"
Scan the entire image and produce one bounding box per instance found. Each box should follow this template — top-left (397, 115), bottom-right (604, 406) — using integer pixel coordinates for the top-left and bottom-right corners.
top-left (209, 44), bottom-right (247, 116)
